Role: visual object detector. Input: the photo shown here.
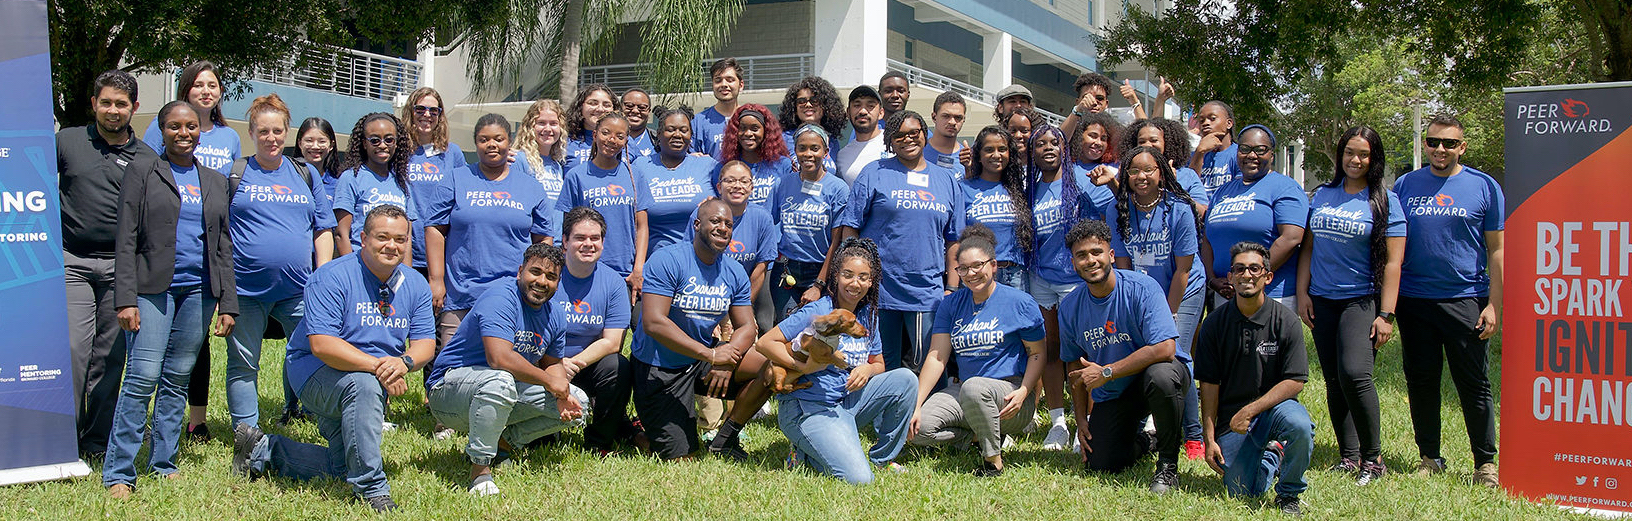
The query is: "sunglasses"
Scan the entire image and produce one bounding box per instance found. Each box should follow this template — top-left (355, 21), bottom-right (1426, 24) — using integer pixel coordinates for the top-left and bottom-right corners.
top-left (623, 102), bottom-right (650, 112)
top-left (1239, 145), bottom-right (1273, 156)
top-left (366, 134), bottom-right (397, 147)
top-left (794, 97), bottom-right (818, 106)
top-left (892, 129), bottom-right (923, 141)
top-left (376, 283), bottom-right (393, 317)
top-left (1425, 137), bottom-right (1463, 150)
top-left (1229, 264), bottom-right (1267, 276)
top-left (412, 105), bottom-right (444, 117)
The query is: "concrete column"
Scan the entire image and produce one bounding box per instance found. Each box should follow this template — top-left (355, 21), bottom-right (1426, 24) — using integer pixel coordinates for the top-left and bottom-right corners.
top-left (417, 40), bottom-right (436, 91)
top-left (813, 0), bottom-right (886, 88)
top-left (982, 31), bottom-right (1013, 93)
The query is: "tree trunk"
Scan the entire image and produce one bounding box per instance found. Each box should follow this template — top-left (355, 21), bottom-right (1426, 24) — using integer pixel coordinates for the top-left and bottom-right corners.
top-left (557, 0), bottom-right (584, 99)
top-left (1603, 2), bottom-right (1632, 80)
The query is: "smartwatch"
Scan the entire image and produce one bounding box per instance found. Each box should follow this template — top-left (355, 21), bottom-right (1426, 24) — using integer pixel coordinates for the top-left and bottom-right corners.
top-left (1378, 311), bottom-right (1395, 321)
top-left (400, 354), bottom-right (415, 370)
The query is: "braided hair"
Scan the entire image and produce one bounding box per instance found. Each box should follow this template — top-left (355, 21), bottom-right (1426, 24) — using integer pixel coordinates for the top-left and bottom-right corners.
top-left (824, 237), bottom-right (883, 331)
top-left (966, 125), bottom-right (1033, 255)
top-left (1323, 125), bottom-right (1391, 298)
top-left (344, 112), bottom-right (412, 197)
top-left (1024, 123), bottom-right (1078, 266)
top-left (1114, 146), bottom-right (1204, 247)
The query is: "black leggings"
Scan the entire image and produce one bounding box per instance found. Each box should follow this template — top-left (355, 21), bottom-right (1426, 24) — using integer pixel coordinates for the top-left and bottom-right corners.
top-left (1310, 295), bottom-right (1382, 462)
top-left (1396, 296), bottom-right (1497, 466)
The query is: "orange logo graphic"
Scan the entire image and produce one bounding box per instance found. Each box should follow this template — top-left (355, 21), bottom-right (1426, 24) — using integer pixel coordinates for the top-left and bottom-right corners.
top-left (1434, 193), bottom-right (1455, 207)
top-left (272, 185), bottom-right (293, 195)
top-left (1105, 321), bottom-right (1117, 335)
top-left (608, 184), bottom-right (627, 196)
top-left (573, 300), bottom-right (592, 314)
top-left (1561, 98), bottom-right (1590, 118)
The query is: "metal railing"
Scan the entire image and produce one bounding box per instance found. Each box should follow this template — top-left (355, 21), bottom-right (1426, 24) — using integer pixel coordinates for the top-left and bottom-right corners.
top-left (578, 53), bottom-right (815, 94)
top-left (251, 41), bottom-right (423, 102)
top-left (885, 59), bottom-right (1064, 125)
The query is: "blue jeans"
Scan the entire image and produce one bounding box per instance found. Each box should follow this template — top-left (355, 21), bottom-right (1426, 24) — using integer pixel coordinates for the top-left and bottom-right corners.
top-left (878, 309), bottom-right (934, 372)
top-left (226, 295), bottom-right (304, 429)
top-left (102, 285), bottom-right (214, 486)
top-left (1175, 291), bottom-right (1203, 442)
top-left (247, 366), bottom-right (390, 498)
top-left (1215, 400), bottom-right (1314, 498)
top-left (778, 368), bottom-right (917, 484)
top-left (995, 264), bottom-right (1028, 292)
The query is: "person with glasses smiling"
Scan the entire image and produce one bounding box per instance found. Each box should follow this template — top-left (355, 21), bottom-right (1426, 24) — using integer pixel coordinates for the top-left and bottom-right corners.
top-left (334, 113), bottom-right (420, 259)
top-left (777, 77), bottom-right (844, 173)
top-left (1390, 114), bottom-right (1503, 487)
top-left (565, 84), bottom-right (618, 170)
top-left (400, 88), bottom-right (466, 280)
top-left (837, 110), bottom-right (964, 373)
top-left (1200, 124), bottom-right (1308, 312)
top-left (621, 88), bottom-right (656, 163)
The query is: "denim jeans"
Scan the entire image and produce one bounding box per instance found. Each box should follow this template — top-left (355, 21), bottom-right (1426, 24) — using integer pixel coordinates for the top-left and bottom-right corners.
top-left (247, 366), bottom-right (390, 498)
top-left (1215, 400), bottom-right (1314, 498)
top-left (771, 259), bottom-right (823, 320)
top-left (878, 309), bottom-right (934, 372)
top-left (995, 264), bottom-right (1028, 293)
top-left (428, 366), bottom-right (586, 465)
top-left (226, 295), bottom-right (304, 429)
top-left (102, 285), bottom-right (214, 486)
top-left (778, 368), bottom-right (917, 484)
top-left (1175, 291), bottom-right (1204, 442)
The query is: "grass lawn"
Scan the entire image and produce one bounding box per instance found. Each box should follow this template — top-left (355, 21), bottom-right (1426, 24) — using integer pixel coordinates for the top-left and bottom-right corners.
top-left (0, 332), bottom-right (1592, 520)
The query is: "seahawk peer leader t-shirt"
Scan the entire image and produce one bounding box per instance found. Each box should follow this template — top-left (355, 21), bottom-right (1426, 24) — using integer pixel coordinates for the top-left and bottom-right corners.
top-left (631, 242), bottom-right (753, 369)
top-left (835, 157), bottom-right (964, 312)
top-left (774, 297), bottom-right (881, 404)
top-left (1306, 185), bottom-right (1407, 299)
top-left (284, 253), bottom-right (435, 393)
top-left (1057, 269), bottom-right (1183, 402)
top-left (428, 278), bottom-right (567, 387)
top-left (1203, 171), bottom-right (1308, 298)
top-left (333, 166), bottom-right (421, 251)
top-left (931, 284), bottom-right (1045, 381)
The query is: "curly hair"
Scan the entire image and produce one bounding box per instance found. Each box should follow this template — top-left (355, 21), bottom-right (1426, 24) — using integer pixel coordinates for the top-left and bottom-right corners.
top-left (1070, 111), bottom-right (1122, 165)
top-left (824, 237), bottom-right (883, 330)
top-left (966, 125), bottom-right (1033, 255)
top-left (881, 110), bottom-right (927, 155)
top-left (400, 87), bottom-right (450, 153)
top-left (777, 77), bottom-right (845, 138)
top-left (957, 222), bottom-right (997, 259)
top-left (1072, 72), bottom-right (1116, 98)
top-left (345, 112), bottom-right (412, 196)
top-left (1120, 118), bottom-right (1192, 172)
top-left (1024, 123), bottom-right (1080, 268)
top-left (516, 99), bottom-right (568, 166)
top-left (566, 84), bottom-right (616, 140)
top-left (721, 103), bottom-right (788, 164)
top-left (1114, 146), bottom-right (1204, 247)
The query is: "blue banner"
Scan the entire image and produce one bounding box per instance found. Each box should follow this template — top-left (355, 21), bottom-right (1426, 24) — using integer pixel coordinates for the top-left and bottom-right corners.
top-left (0, 0), bottom-right (87, 483)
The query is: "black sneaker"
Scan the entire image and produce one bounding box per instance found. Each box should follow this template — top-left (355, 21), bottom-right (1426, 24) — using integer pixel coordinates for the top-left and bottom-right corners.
top-left (231, 424), bottom-right (265, 479)
top-left (973, 461), bottom-right (1003, 477)
top-left (365, 495), bottom-right (398, 513)
top-left (277, 407), bottom-right (307, 426)
top-left (1150, 461), bottom-right (1179, 494)
top-left (186, 423), bottom-right (211, 443)
top-left (1329, 457), bottom-right (1359, 474)
top-left (1356, 460), bottom-right (1387, 486)
top-left (1275, 494), bottom-right (1302, 516)
top-left (708, 438), bottom-right (749, 462)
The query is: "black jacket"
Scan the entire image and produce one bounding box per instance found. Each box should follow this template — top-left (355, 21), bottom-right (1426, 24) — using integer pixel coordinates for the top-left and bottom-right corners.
top-left (114, 152), bottom-right (238, 315)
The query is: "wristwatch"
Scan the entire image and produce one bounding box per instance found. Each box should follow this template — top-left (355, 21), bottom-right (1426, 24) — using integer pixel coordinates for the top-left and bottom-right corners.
top-left (1071, 106), bottom-right (1087, 117)
top-left (1378, 311), bottom-right (1395, 321)
top-left (400, 354), bottom-right (415, 370)
top-left (1100, 366), bottom-right (1114, 379)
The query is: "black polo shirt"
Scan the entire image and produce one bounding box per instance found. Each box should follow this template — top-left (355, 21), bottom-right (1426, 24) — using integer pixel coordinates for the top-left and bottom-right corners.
top-left (57, 124), bottom-right (155, 257)
top-left (1193, 297), bottom-right (1308, 423)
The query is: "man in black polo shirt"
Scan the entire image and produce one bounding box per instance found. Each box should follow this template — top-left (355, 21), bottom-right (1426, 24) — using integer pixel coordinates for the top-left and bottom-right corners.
top-left (1195, 242), bottom-right (1313, 516)
top-left (58, 70), bottom-right (156, 456)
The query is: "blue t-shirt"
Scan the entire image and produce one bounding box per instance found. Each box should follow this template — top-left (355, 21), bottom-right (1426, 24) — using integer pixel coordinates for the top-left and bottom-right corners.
top-left (284, 254), bottom-right (435, 393)
top-left (557, 160), bottom-right (641, 275)
top-left (515, 154), bottom-right (567, 240)
top-left (738, 156), bottom-right (793, 208)
top-left (932, 284), bottom-right (1045, 381)
top-left (633, 154), bottom-right (718, 252)
top-left (406, 143), bottom-right (467, 268)
top-left (231, 156), bottom-right (338, 301)
top-left (923, 141), bottom-right (965, 177)
top-left (1393, 166), bottom-right (1504, 299)
top-left (1175, 167), bottom-right (1211, 207)
top-left (334, 166), bottom-right (421, 251)
top-left (428, 278), bottom-right (567, 387)
top-left (781, 130), bottom-right (839, 173)
top-left (1033, 168), bottom-right (1115, 285)
top-left (1307, 185), bottom-right (1407, 299)
top-left (631, 243), bottom-right (753, 368)
top-left (144, 121), bottom-right (239, 172)
top-left (564, 131), bottom-right (593, 171)
top-left (1109, 194), bottom-right (1204, 300)
top-left (550, 262), bottom-right (632, 358)
top-left (1203, 172), bottom-right (1309, 298)
top-left (625, 129), bottom-right (656, 164)
top-left (961, 177), bottom-right (1025, 266)
top-left (769, 171), bottom-right (849, 264)
top-left (685, 205), bottom-right (779, 273)
top-left (691, 107), bottom-right (729, 160)
top-left (316, 166), bottom-right (343, 208)
top-left (425, 165), bottom-right (554, 311)
top-left (775, 298), bottom-right (881, 404)
top-left (1057, 269), bottom-right (1184, 402)
top-left (836, 157), bottom-right (964, 311)
top-left (170, 163), bottom-right (207, 287)
top-left (1197, 143), bottom-right (1239, 203)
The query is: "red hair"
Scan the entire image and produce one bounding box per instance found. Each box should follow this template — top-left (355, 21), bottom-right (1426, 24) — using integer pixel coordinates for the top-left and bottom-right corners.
top-left (721, 103), bottom-right (788, 163)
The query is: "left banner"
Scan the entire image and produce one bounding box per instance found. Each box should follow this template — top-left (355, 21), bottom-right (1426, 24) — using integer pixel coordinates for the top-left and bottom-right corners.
top-left (0, 0), bottom-right (93, 485)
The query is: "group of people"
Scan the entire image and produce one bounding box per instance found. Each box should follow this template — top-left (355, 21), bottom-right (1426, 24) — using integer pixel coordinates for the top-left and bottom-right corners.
top-left (56, 56), bottom-right (1504, 515)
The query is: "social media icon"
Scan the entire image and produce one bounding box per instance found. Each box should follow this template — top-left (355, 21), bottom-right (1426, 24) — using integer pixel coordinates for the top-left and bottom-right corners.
top-left (1576, 476), bottom-right (1589, 485)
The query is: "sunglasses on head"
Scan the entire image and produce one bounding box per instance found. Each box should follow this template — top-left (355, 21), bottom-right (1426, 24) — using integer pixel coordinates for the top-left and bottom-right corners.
top-left (376, 283), bottom-right (393, 317)
top-left (366, 134), bottom-right (397, 147)
top-left (412, 105), bottom-right (444, 117)
top-left (1425, 137), bottom-right (1462, 150)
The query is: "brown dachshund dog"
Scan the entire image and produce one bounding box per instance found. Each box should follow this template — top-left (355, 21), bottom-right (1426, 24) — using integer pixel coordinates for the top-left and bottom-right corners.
top-left (770, 308), bottom-right (870, 393)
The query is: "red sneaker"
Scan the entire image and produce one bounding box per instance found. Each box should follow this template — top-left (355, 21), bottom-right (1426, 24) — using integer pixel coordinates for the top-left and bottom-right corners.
top-left (1184, 440), bottom-right (1205, 460)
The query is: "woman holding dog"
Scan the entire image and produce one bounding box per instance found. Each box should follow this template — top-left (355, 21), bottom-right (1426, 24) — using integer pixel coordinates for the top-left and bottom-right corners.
top-left (756, 237), bottom-right (918, 484)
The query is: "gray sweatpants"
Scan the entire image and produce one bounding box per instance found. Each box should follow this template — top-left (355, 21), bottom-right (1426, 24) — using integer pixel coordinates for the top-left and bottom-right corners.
top-left (428, 366), bottom-right (587, 465)
top-left (910, 376), bottom-right (1036, 458)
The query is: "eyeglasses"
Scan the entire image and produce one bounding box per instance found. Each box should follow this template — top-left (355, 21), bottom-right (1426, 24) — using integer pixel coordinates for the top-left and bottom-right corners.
top-left (623, 102), bottom-right (650, 112)
top-left (365, 134), bottom-right (397, 147)
top-left (794, 97), bottom-right (818, 106)
top-left (1229, 264), bottom-right (1268, 276)
top-left (955, 259), bottom-right (993, 275)
top-left (837, 270), bottom-right (874, 284)
top-left (1425, 137), bottom-right (1463, 150)
top-left (1240, 145), bottom-right (1272, 156)
top-left (412, 105), bottom-right (443, 117)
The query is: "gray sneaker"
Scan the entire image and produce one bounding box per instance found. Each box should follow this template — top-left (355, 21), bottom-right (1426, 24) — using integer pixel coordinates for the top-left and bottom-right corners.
top-left (1150, 461), bottom-right (1179, 494)
top-left (1276, 494), bottom-right (1302, 516)
top-left (231, 423), bottom-right (264, 479)
top-left (365, 495), bottom-right (397, 513)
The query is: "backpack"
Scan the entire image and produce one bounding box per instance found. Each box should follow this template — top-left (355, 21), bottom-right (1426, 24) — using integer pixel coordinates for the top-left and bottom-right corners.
top-left (228, 156), bottom-right (315, 195)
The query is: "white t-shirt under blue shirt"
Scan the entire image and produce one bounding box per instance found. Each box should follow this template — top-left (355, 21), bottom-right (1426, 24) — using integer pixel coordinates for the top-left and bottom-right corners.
top-left (633, 154), bottom-right (718, 252)
top-left (428, 278), bottom-right (567, 387)
top-left (1307, 185), bottom-right (1408, 299)
top-left (557, 160), bottom-right (641, 276)
top-left (932, 284), bottom-right (1045, 381)
top-left (170, 163), bottom-right (207, 287)
top-left (1393, 165), bottom-right (1504, 299)
top-left (775, 298), bottom-right (881, 404)
top-left (424, 165), bottom-right (555, 311)
top-left (769, 171), bottom-right (849, 264)
top-left (550, 262), bottom-right (632, 358)
top-left (1057, 269), bottom-right (1184, 402)
top-left (230, 156), bottom-right (338, 302)
top-left (333, 166), bottom-right (421, 251)
top-left (1203, 171), bottom-right (1308, 298)
top-left (284, 254), bottom-right (435, 393)
top-left (836, 157), bottom-right (964, 311)
top-left (632, 243), bottom-right (753, 368)
top-left (144, 121), bottom-right (239, 172)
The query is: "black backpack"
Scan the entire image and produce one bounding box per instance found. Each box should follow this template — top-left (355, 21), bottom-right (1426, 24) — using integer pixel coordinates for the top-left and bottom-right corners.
top-left (228, 156), bottom-right (316, 195)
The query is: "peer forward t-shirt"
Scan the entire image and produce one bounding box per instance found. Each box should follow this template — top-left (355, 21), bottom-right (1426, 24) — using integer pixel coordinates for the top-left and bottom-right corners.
top-left (564, 131), bottom-right (593, 171)
top-left (776, 297), bottom-right (881, 404)
top-left (425, 165), bottom-right (554, 311)
top-left (634, 154), bottom-right (718, 252)
top-left (170, 163), bottom-right (206, 287)
top-left (1393, 166), bottom-right (1504, 299)
top-left (1307, 185), bottom-right (1407, 299)
top-left (334, 166), bottom-right (421, 250)
top-left (770, 172), bottom-right (849, 264)
top-left (550, 262), bottom-right (632, 358)
top-left (1057, 269), bottom-right (1183, 402)
top-left (631, 243), bottom-right (753, 368)
top-left (836, 157), bottom-right (964, 311)
top-left (428, 278), bottom-right (566, 387)
top-left (406, 143), bottom-right (466, 268)
top-left (1203, 172), bottom-right (1308, 298)
top-left (284, 254), bottom-right (435, 393)
top-left (557, 160), bottom-right (641, 275)
top-left (932, 284), bottom-right (1045, 381)
top-left (691, 107), bottom-right (729, 160)
top-left (231, 156), bottom-right (337, 301)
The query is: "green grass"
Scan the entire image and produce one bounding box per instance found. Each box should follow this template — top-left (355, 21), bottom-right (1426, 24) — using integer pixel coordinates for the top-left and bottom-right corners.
top-left (0, 333), bottom-right (1591, 520)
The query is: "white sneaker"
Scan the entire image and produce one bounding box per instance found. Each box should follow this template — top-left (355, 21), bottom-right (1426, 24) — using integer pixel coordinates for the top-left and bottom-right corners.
top-left (1042, 423), bottom-right (1072, 451)
top-left (752, 401), bottom-right (772, 421)
top-left (469, 479), bottom-right (500, 496)
top-left (1072, 435), bottom-right (1082, 455)
top-left (432, 427), bottom-right (455, 441)
top-left (381, 421), bottom-right (398, 432)
top-left (1001, 435), bottom-right (1016, 450)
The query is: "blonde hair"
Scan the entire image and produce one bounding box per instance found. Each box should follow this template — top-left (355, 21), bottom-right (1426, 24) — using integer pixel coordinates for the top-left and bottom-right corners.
top-left (245, 92), bottom-right (291, 131)
top-left (400, 87), bottom-right (450, 153)
top-left (516, 99), bottom-right (568, 176)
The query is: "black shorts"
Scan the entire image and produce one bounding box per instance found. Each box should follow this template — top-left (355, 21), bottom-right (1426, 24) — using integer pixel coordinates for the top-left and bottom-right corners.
top-left (630, 358), bottom-right (750, 460)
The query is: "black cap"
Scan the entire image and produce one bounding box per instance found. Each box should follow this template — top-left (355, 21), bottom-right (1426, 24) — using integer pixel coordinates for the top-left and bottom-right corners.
top-left (849, 85), bottom-right (880, 103)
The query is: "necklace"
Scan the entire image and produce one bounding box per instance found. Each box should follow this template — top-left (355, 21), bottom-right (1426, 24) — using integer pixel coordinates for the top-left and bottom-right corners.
top-left (1134, 193), bottom-right (1162, 211)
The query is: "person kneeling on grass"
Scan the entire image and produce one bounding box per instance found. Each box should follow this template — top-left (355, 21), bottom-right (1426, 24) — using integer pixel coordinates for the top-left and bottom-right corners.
top-left (232, 205), bottom-right (433, 513)
top-left (1197, 242), bottom-right (1313, 516)
top-left (424, 242), bottom-right (589, 496)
